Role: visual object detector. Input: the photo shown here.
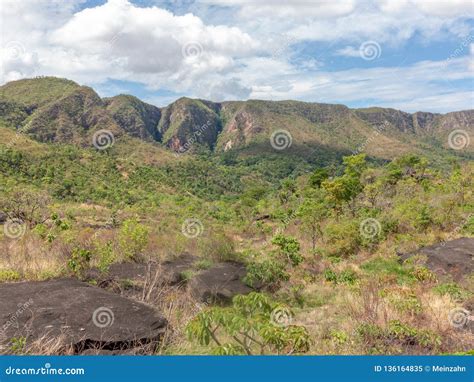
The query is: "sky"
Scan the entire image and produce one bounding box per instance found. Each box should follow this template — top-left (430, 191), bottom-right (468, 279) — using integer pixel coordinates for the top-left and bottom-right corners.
top-left (0, 0), bottom-right (473, 112)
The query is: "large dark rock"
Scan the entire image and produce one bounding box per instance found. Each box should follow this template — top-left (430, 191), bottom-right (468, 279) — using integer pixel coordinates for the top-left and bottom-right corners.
top-left (87, 253), bottom-right (197, 293)
top-left (188, 262), bottom-right (253, 304)
top-left (0, 279), bottom-right (167, 354)
top-left (398, 237), bottom-right (474, 281)
top-left (86, 253), bottom-right (196, 285)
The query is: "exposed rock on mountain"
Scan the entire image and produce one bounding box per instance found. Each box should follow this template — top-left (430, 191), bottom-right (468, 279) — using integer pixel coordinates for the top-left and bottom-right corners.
top-left (0, 77), bottom-right (472, 158)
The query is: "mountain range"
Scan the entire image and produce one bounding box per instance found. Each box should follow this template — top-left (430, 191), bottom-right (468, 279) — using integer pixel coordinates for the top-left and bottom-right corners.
top-left (0, 77), bottom-right (472, 161)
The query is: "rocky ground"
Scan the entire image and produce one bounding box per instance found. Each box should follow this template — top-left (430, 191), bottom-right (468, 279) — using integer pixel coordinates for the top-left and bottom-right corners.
top-left (1, 237), bottom-right (472, 354)
top-left (0, 254), bottom-right (256, 354)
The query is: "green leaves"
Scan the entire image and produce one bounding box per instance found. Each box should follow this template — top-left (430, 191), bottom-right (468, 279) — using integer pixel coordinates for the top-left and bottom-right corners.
top-left (118, 217), bottom-right (149, 261)
top-left (186, 292), bottom-right (310, 355)
top-left (243, 260), bottom-right (289, 289)
top-left (271, 234), bottom-right (303, 266)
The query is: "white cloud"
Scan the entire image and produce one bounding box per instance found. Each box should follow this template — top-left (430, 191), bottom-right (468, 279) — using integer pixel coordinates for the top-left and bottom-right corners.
top-left (242, 55), bottom-right (473, 112)
top-left (335, 46), bottom-right (360, 57)
top-left (0, 0), bottom-right (257, 99)
top-left (0, 0), bottom-right (472, 111)
top-left (202, 0), bottom-right (356, 19)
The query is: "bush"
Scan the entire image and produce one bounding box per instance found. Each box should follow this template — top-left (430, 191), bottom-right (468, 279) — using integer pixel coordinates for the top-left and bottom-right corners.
top-left (94, 240), bottom-right (116, 273)
top-left (433, 283), bottom-right (471, 301)
top-left (323, 220), bottom-right (360, 257)
top-left (324, 269), bottom-right (358, 285)
top-left (244, 260), bottom-right (289, 290)
top-left (0, 269), bottom-right (21, 282)
top-left (388, 290), bottom-right (422, 316)
top-left (271, 234), bottom-right (303, 266)
top-left (118, 218), bottom-right (149, 261)
top-left (186, 292), bottom-right (310, 355)
top-left (67, 248), bottom-right (92, 278)
top-left (198, 231), bottom-right (236, 262)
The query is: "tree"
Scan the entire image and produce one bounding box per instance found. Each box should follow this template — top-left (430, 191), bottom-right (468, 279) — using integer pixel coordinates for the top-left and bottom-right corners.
top-left (322, 154), bottom-right (366, 214)
top-left (271, 234), bottom-right (303, 266)
top-left (186, 292), bottom-right (310, 355)
top-left (297, 189), bottom-right (327, 252)
top-left (0, 188), bottom-right (51, 228)
top-left (309, 168), bottom-right (329, 188)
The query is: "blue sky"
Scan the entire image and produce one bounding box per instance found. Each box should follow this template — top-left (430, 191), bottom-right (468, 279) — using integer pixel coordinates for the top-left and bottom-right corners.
top-left (1, 0), bottom-right (473, 112)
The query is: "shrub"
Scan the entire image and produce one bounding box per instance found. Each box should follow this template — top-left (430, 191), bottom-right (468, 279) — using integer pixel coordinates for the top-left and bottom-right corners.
top-left (186, 292), bottom-right (310, 355)
top-left (411, 266), bottom-right (436, 283)
top-left (244, 259), bottom-right (289, 289)
top-left (67, 248), bottom-right (92, 278)
top-left (94, 240), bottom-right (115, 273)
top-left (198, 231), bottom-right (236, 262)
top-left (433, 283), bottom-right (471, 301)
top-left (0, 269), bottom-right (21, 282)
top-left (118, 218), bottom-right (149, 261)
top-left (323, 220), bottom-right (360, 257)
top-left (324, 269), bottom-right (358, 285)
top-left (271, 234), bottom-right (303, 266)
top-left (388, 290), bottom-right (422, 316)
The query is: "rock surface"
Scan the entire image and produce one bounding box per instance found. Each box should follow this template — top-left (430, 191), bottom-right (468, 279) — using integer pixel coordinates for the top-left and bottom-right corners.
top-left (0, 278), bottom-right (167, 353)
top-left (88, 253), bottom-right (196, 289)
top-left (399, 237), bottom-right (474, 281)
top-left (188, 262), bottom-right (253, 304)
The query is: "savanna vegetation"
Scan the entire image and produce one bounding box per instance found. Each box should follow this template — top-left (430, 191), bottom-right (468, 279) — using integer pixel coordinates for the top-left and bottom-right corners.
top-left (0, 77), bottom-right (472, 355)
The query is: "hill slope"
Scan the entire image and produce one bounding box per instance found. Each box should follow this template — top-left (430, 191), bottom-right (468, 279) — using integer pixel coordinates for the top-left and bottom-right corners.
top-left (0, 77), bottom-right (472, 160)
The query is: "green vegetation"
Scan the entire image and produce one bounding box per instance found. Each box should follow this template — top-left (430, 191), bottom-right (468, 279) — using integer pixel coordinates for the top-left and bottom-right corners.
top-left (0, 77), bottom-right (473, 356)
top-left (186, 292), bottom-right (310, 355)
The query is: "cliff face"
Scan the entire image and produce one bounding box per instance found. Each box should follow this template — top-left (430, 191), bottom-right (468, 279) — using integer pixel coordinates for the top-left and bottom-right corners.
top-left (0, 77), bottom-right (472, 157)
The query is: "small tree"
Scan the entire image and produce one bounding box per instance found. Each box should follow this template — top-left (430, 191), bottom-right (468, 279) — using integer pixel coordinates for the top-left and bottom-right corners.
top-left (297, 189), bottom-right (327, 252)
top-left (271, 234), bottom-right (303, 266)
top-left (118, 217), bottom-right (149, 261)
top-left (186, 292), bottom-right (310, 355)
top-left (322, 154), bottom-right (367, 213)
top-left (0, 189), bottom-right (51, 228)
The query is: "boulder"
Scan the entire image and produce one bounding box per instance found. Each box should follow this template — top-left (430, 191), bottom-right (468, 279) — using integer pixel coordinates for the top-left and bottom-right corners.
top-left (188, 262), bottom-right (253, 304)
top-left (398, 237), bottom-right (473, 281)
top-left (87, 253), bottom-right (196, 289)
top-left (0, 278), bottom-right (167, 354)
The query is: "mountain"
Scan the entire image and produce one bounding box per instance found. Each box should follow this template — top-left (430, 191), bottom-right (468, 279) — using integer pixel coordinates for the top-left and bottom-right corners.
top-left (0, 77), bottom-right (472, 160)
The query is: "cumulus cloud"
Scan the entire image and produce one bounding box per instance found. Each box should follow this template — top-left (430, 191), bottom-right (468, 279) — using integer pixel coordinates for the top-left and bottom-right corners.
top-left (0, 0), bottom-right (257, 98)
top-left (201, 0), bottom-right (356, 19)
top-left (0, 0), bottom-right (472, 111)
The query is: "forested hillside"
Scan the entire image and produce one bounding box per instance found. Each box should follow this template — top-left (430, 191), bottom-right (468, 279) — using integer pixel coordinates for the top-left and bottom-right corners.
top-left (0, 77), bottom-right (472, 355)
